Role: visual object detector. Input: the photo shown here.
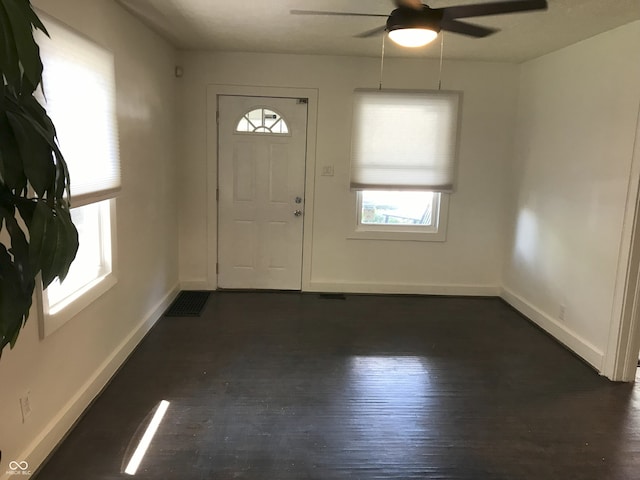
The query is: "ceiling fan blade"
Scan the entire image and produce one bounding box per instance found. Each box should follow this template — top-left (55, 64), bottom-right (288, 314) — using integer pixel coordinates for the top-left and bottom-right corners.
top-left (441, 0), bottom-right (547, 20)
top-left (290, 10), bottom-right (388, 18)
top-left (355, 25), bottom-right (388, 38)
top-left (440, 19), bottom-right (498, 37)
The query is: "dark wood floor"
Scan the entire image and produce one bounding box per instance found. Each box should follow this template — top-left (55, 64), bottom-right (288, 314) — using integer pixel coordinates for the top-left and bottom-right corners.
top-left (35, 293), bottom-right (640, 480)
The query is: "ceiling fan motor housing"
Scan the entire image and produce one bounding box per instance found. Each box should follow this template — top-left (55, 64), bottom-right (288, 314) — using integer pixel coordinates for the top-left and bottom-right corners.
top-left (387, 6), bottom-right (443, 33)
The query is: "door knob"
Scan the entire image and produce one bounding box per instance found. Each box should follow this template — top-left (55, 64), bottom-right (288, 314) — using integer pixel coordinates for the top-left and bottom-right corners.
top-left (294, 210), bottom-right (303, 217)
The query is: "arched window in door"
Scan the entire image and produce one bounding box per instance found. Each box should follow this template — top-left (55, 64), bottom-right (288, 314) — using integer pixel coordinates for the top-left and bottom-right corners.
top-left (235, 107), bottom-right (290, 135)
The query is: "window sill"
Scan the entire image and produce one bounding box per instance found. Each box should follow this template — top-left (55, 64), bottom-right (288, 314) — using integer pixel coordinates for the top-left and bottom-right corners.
top-left (348, 228), bottom-right (447, 242)
top-left (40, 273), bottom-right (117, 338)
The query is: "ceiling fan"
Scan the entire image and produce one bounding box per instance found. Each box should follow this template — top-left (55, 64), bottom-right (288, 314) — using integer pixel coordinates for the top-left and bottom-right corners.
top-left (291, 0), bottom-right (548, 48)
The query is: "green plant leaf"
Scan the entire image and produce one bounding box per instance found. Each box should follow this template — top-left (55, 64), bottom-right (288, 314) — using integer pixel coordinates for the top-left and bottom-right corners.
top-left (0, 109), bottom-right (28, 192)
top-left (2, 0), bottom-right (43, 93)
top-left (39, 209), bottom-right (60, 288)
top-left (16, 0), bottom-right (50, 95)
top-left (0, 243), bottom-right (33, 352)
top-left (27, 200), bottom-right (51, 275)
top-left (12, 0), bottom-right (48, 36)
top-left (0, 203), bottom-right (32, 291)
top-left (6, 110), bottom-right (55, 197)
top-left (8, 101), bottom-right (70, 200)
top-left (0, 1), bottom-right (21, 87)
top-left (0, 0), bottom-right (73, 357)
top-left (45, 207), bottom-right (78, 286)
top-left (14, 195), bottom-right (35, 224)
top-left (54, 203), bottom-right (78, 282)
top-left (20, 93), bottom-right (56, 135)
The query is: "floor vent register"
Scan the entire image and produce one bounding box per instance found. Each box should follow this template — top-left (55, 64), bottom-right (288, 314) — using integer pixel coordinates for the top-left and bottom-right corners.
top-left (164, 291), bottom-right (211, 317)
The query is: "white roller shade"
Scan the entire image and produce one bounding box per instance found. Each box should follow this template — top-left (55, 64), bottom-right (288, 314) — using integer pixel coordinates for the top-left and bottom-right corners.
top-left (350, 89), bottom-right (460, 191)
top-left (36, 16), bottom-right (120, 207)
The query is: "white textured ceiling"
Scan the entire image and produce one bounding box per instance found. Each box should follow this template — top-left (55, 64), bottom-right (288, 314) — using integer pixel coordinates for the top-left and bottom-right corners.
top-left (116, 0), bottom-right (640, 62)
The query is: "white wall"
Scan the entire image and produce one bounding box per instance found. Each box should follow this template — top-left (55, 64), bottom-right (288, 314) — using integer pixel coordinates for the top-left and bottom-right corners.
top-left (503, 21), bottom-right (640, 372)
top-left (0, 1), bottom-right (179, 476)
top-left (178, 52), bottom-right (519, 294)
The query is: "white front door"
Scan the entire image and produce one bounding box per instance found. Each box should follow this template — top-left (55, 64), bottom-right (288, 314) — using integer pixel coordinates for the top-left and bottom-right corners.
top-left (217, 95), bottom-right (308, 290)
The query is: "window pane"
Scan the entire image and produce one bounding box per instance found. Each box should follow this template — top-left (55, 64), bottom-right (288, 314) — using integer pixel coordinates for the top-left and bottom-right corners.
top-left (246, 108), bottom-right (263, 125)
top-left (236, 117), bottom-right (252, 132)
top-left (361, 191), bottom-right (436, 226)
top-left (46, 200), bottom-right (111, 310)
top-left (263, 109), bottom-right (279, 128)
top-left (235, 108), bottom-right (289, 134)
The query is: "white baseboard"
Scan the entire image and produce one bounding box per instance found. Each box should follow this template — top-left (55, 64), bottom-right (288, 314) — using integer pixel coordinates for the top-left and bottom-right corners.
top-left (6, 284), bottom-right (180, 480)
top-left (307, 281), bottom-right (501, 296)
top-left (501, 288), bottom-right (604, 372)
top-left (179, 279), bottom-right (498, 297)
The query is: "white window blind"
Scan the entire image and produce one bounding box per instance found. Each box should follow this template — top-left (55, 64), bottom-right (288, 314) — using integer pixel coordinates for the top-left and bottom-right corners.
top-left (350, 89), bottom-right (460, 192)
top-left (36, 17), bottom-right (120, 207)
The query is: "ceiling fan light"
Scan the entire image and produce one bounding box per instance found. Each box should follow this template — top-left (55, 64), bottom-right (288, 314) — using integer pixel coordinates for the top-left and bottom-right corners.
top-left (388, 28), bottom-right (438, 48)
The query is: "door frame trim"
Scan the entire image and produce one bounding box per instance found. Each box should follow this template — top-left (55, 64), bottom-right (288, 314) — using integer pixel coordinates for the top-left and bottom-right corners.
top-left (206, 84), bottom-right (319, 291)
top-left (603, 103), bottom-right (640, 381)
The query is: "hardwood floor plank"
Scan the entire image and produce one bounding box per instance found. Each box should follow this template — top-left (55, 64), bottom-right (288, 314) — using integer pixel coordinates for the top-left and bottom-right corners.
top-left (34, 293), bottom-right (639, 479)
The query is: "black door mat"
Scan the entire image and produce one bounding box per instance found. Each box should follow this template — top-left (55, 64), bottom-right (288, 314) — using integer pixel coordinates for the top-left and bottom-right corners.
top-left (164, 291), bottom-right (211, 317)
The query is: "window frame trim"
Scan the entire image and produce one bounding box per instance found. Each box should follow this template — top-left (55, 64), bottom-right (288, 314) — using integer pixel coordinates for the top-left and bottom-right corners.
top-left (38, 199), bottom-right (118, 338)
top-left (33, 15), bottom-right (121, 339)
top-left (348, 191), bottom-right (450, 242)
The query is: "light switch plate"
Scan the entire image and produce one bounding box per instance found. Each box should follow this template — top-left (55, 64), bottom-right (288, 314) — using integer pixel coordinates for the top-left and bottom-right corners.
top-left (321, 165), bottom-right (334, 176)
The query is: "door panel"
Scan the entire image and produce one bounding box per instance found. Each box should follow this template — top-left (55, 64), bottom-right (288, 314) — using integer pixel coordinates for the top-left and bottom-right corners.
top-left (232, 220), bottom-right (256, 269)
top-left (218, 96), bottom-right (308, 290)
top-left (269, 148), bottom-right (289, 204)
top-left (233, 145), bottom-right (256, 202)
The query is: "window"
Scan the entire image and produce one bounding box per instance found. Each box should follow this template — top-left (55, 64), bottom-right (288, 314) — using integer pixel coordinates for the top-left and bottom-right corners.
top-left (36, 17), bottom-right (120, 335)
top-left (349, 89), bottom-right (460, 241)
top-left (353, 190), bottom-right (449, 241)
top-left (43, 200), bottom-right (114, 314)
top-left (236, 107), bottom-right (289, 134)
top-left (359, 190), bottom-right (440, 228)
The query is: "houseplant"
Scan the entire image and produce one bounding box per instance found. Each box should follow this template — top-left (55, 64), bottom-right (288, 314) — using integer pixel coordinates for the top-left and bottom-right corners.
top-left (0, 0), bottom-right (78, 356)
